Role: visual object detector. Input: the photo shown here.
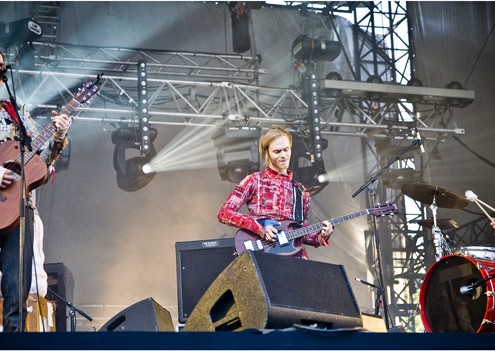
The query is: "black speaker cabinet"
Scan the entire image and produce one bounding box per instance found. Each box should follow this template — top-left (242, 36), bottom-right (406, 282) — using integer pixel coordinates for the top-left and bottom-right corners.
top-left (184, 251), bottom-right (363, 331)
top-left (44, 262), bottom-right (74, 332)
top-left (99, 297), bottom-right (174, 332)
top-left (175, 238), bottom-right (238, 324)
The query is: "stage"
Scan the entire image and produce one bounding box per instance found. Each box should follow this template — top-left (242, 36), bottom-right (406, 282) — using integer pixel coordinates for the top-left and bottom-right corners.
top-left (0, 329), bottom-right (494, 350)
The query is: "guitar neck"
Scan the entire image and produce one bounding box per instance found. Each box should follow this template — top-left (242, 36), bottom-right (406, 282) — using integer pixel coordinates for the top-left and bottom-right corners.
top-left (285, 209), bottom-right (370, 241)
top-left (15, 98), bottom-right (79, 165)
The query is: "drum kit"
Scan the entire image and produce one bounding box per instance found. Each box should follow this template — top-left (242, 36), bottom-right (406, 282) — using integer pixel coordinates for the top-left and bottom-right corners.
top-left (401, 182), bottom-right (495, 333)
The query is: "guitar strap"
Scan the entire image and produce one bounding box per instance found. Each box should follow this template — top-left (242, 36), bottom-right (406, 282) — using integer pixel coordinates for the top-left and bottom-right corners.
top-left (0, 100), bottom-right (20, 126)
top-left (292, 180), bottom-right (304, 225)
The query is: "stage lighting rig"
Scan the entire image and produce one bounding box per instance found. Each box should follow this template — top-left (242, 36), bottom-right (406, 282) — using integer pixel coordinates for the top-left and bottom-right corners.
top-left (292, 35), bottom-right (341, 62)
top-left (112, 124), bottom-right (158, 192)
top-left (290, 134), bottom-right (329, 196)
top-left (0, 18), bottom-right (42, 49)
top-left (212, 125), bottom-right (261, 183)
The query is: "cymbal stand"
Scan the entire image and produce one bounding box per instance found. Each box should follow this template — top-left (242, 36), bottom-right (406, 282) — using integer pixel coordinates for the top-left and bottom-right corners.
top-left (429, 196), bottom-right (452, 261)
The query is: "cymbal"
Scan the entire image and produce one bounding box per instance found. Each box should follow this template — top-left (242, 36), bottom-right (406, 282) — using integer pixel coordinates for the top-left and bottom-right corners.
top-left (413, 218), bottom-right (459, 230)
top-left (401, 182), bottom-right (469, 209)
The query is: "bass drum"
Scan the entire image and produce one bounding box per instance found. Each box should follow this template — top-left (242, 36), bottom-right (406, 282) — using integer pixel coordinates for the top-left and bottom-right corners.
top-left (419, 254), bottom-right (495, 332)
top-left (460, 246), bottom-right (495, 261)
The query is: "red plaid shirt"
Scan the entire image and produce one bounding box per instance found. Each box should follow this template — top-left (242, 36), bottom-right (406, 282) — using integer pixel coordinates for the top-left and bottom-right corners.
top-left (218, 167), bottom-right (328, 259)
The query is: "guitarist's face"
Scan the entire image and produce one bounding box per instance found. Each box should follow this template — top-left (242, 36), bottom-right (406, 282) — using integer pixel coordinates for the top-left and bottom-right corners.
top-left (267, 136), bottom-right (291, 175)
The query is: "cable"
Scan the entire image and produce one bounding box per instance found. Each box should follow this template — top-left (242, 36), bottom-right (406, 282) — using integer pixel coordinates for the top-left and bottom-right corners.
top-left (463, 20), bottom-right (495, 88)
top-left (453, 135), bottom-right (495, 168)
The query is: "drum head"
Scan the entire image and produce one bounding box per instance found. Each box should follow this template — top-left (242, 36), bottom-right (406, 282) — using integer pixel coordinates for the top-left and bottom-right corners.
top-left (461, 246), bottom-right (495, 261)
top-left (421, 255), bottom-right (487, 332)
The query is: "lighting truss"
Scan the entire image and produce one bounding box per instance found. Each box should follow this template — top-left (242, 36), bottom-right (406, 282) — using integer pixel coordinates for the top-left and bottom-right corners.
top-left (31, 42), bottom-right (266, 83)
top-left (12, 67), bottom-right (472, 142)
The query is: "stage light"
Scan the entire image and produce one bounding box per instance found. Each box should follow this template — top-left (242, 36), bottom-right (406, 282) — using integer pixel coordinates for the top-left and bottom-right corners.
top-left (290, 135), bottom-right (328, 196)
top-left (324, 71), bottom-right (343, 98)
top-left (445, 81), bottom-right (467, 107)
top-left (112, 125), bottom-right (158, 192)
top-left (291, 35), bottom-right (341, 62)
top-left (212, 125), bottom-right (261, 183)
top-left (137, 60), bottom-right (151, 154)
top-left (0, 18), bottom-right (42, 49)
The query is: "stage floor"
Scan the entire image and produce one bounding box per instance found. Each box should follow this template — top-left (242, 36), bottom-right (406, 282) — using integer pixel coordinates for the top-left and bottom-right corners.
top-left (0, 329), bottom-right (494, 350)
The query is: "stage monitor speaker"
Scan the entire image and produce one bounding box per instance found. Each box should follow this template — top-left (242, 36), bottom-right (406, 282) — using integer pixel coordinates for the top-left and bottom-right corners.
top-left (175, 238), bottom-right (238, 324)
top-left (184, 251), bottom-right (363, 331)
top-left (99, 297), bottom-right (174, 332)
top-left (44, 262), bottom-right (74, 332)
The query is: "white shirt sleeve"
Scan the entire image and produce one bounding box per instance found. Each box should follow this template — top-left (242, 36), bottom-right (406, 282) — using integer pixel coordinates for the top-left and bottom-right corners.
top-left (30, 208), bottom-right (48, 297)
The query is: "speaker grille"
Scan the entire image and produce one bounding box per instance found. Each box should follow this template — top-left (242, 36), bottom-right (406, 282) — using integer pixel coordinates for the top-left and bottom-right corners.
top-left (175, 238), bottom-right (237, 323)
top-left (254, 252), bottom-right (361, 318)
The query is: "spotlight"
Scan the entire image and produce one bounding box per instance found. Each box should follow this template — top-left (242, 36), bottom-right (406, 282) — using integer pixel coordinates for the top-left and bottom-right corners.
top-left (0, 18), bottom-right (42, 49)
top-left (292, 35), bottom-right (341, 62)
top-left (222, 158), bottom-right (254, 184)
top-left (445, 81), bottom-right (466, 107)
top-left (366, 75), bottom-right (384, 101)
top-left (141, 163), bottom-right (153, 174)
top-left (112, 125), bottom-right (158, 192)
top-left (212, 125), bottom-right (261, 183)
top-left (290, 135), bottom-right (329, 196)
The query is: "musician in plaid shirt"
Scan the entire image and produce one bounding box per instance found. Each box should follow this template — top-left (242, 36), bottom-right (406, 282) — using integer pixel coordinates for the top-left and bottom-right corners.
top-left (0, 51), bottom-right (71, 332)
top-left (218, 126), bottom-right (332, 259)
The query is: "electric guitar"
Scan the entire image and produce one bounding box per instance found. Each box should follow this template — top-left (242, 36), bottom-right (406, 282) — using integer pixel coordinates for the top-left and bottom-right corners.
top-left (0, 76), bottom-right (101, 235)
top-left (235, 203), bottom-right (398, 256)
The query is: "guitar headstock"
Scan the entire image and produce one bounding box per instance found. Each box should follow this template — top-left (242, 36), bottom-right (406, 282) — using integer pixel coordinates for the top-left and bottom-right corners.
top-left (74, 74), bottom-right (102, 105)
top-left (369, 203), bottom-right (399, 217)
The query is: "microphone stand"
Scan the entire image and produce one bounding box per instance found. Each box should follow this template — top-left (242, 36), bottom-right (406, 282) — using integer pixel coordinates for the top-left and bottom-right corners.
top-left (351, 135), bottom-right (421, 331)
top-left (355, 278), bottom-right (385, 316)
top-left (47, 287), bottom-right (93, 332)
top-left (2, 72), bottom-right (32, 332)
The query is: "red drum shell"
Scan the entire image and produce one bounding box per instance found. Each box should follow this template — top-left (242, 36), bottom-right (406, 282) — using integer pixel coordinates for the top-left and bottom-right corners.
top-left (419, 254), bottom-right (495, 332)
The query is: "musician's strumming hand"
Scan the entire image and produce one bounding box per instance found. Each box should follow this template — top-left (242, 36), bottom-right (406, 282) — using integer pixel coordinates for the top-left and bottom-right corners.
top-left (319, 220), bottom-right (333, 241)
top-left (263, 224), bottom-right (278, 242)
top-left (491, 218), bottom-right (495, 231)
top-left (51, 111), bottom-right (72, 139)
top-left (0, 168), bottom-right (15, 189)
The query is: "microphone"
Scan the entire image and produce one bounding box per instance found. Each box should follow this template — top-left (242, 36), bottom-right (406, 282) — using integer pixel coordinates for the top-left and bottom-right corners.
top-left (460, 281), bottom-right (483, 297)
top-left (459, 273), bottom-right (495, 297)
top-left (415, 128), bottom-right (425, 154)
top-left (355, 278), bottom-right (384, 291)
top-left (0, 65), bottom-right (11, 76)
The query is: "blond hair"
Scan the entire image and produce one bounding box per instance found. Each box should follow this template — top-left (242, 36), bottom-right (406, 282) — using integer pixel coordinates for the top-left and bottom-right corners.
top-left (259, 125), bottom-right (292, 165)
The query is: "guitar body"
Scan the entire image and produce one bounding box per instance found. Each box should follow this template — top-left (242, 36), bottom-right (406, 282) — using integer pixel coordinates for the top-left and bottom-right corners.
top-left (0, 140), bottom-right (48, 236)
top-left (235, 220), bottom-right (303, 256)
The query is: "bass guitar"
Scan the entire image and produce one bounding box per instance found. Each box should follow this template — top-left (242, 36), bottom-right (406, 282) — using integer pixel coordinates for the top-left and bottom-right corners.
top-left (235, 203), bottom-right (398, 256)
top-left (0, 76), bottom-right (101, 235)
